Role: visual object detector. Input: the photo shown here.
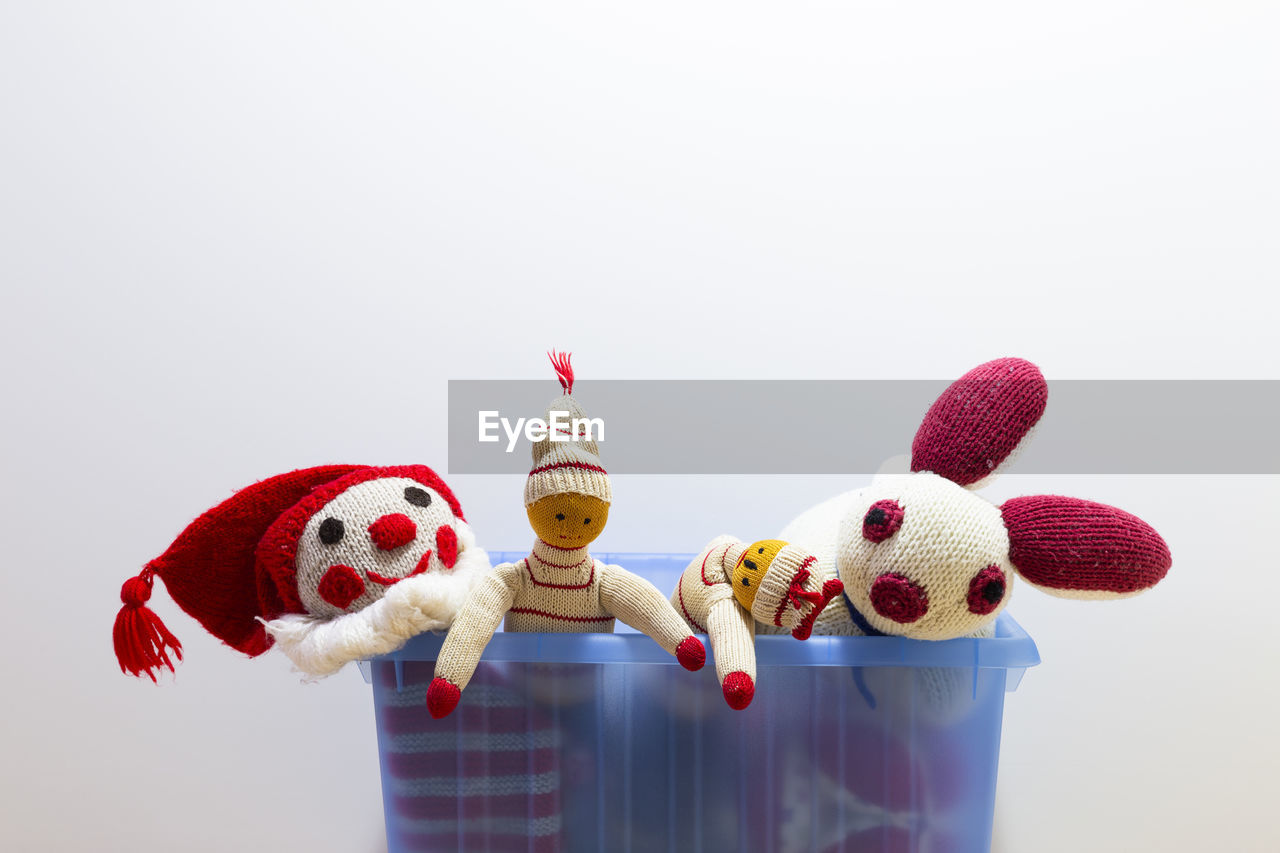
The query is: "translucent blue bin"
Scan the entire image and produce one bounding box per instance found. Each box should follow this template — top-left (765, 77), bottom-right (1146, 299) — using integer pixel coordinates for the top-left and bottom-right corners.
top-left (360, 553), bottom-right (1040, 853)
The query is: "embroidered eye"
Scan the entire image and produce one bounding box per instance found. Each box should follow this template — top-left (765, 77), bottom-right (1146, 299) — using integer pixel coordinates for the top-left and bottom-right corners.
top-left (556, 513), bottom-right (566, 521)
top-left (743, 559), bottom-right (758, 571)
top-left (741, 577), bottom-right (750, 586)
top-left (404, 486), bottom-right (432, 508)
top-left (862, 500), bottom-right (905, 543)
top-left (967, 565), bottom-right (1006, 615)
top-left (318, 517), bottom-right (345, 545)
top-left (584, 518), bottom-right (591, 525)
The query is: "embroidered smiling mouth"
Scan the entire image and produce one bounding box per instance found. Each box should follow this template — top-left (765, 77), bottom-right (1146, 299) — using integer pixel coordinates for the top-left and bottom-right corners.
top-left (366, 549), bottom-right (433, 587)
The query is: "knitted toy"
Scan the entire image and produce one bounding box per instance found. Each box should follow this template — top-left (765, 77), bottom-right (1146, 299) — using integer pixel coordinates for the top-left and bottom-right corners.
top-left (425, 352), bottom-right (706, 719)
top-left (763, 357), bottom-right (1172, 640)
top-left (113, 464), bottom-right (490, 679)
top-left (672, 535), bottom-right (844, 709)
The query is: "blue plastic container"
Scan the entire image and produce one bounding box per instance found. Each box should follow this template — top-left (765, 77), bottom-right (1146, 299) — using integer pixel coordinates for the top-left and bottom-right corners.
top-left (361, 553), bottom-right (1040, 853)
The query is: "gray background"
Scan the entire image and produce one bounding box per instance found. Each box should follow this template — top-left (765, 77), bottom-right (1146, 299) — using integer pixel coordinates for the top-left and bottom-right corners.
top-left (451, 379), bottom-right (1280, 473)
top-left (3, 3), bottom-right (1278, 852)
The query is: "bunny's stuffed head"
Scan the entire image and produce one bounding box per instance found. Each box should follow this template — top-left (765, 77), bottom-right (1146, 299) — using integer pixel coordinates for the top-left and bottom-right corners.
top-left (836, 358), bottom-right (1172, 640)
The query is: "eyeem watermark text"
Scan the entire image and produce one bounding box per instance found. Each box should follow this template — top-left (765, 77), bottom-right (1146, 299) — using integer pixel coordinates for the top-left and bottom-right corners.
top-left (478, 410), bottom-right (605, 453)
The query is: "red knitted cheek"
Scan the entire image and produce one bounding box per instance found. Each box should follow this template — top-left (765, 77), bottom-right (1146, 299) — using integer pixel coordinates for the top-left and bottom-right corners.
top-left (869, 573), bottom-right (929, 623)
top-left (967, 565), bottom-right (1006, 615)
top-left (862, 500), bottom-right (905, 543)
top-left (436, 524), bottom-right (458, 569)
top-left (318, 564), bottom-right (366, 609)
top-left (368, 513), bottom-right (417, 551)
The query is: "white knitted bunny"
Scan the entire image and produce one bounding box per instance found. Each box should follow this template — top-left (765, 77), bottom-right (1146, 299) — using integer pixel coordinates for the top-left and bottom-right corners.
top-left (764, 357), bottom-right (1172, 641)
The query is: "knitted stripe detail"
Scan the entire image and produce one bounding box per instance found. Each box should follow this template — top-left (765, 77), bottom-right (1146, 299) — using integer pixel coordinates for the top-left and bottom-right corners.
top-left (507, 607), bottom-right (615, 624)
top-left (528, 461), bottom-right (608, 477)
top-left (700, 543), bottom-right (731, 586)
top-left (391, 770), bottom-right (560, 797)
top-left (528, 551), bottom-right (592, 571)
top-left (771, 555), bottom-right (819, 628)
top-left (676, 574), bottom-right (708, 633)
top-left (385, 729), bottom-right (562, 753)
top-left (524, 560), bottom-right (596, 590)
top-left (399, 815), bottom-right (563, 837)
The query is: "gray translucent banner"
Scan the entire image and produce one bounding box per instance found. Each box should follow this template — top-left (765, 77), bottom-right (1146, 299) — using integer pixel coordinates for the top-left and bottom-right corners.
top-left (448, 380), bottom-right (1279, 475)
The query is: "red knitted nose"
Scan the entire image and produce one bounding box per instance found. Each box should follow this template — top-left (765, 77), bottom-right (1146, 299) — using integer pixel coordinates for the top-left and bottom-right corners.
top-left (368, 513), bottom-right (417, 550)
top-left (869, 573), bottom-right (929, 623)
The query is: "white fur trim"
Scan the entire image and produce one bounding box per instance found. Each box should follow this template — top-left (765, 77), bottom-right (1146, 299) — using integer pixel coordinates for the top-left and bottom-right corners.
top-left (262, 537), bottom-right (491, 679)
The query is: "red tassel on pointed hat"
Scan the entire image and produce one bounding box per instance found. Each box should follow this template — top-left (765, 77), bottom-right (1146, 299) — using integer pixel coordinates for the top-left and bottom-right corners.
top-left (113, 567), bottom-right (184, 681)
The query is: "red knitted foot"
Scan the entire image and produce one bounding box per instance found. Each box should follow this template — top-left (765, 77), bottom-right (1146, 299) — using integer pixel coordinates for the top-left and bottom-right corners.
top-left (676, 636), bottom-right (706, 671)
top-left (722, 671), bottom-right (755, 710)
top-left (426, 677), bottom-right (461, 719)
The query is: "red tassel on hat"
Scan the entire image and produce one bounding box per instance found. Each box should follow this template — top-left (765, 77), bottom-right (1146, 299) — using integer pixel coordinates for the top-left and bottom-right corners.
top-left (113, 567), bottom-right (183, 681)
top-left (548, 350), bottom-right (574, 394)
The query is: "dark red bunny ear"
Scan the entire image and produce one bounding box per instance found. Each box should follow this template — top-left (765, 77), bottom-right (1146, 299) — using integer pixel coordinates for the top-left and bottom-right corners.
top-left (1001, 496), bottom-right (1171, 598)
top-left (911, 358), bottom-right (1048, 487)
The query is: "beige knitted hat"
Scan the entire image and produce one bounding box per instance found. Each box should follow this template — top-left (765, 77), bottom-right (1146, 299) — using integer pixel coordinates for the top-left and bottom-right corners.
top-left (523, 352), bottom-right (613, 507)
top-left (746, 542), bottom-right (844, 639)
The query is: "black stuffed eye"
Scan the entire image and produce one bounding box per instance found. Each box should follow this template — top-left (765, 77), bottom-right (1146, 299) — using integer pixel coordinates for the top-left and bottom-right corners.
top-left (404, 486), bottom-right (432, 508)
top-left (318, 517), bottom-right (345, 545)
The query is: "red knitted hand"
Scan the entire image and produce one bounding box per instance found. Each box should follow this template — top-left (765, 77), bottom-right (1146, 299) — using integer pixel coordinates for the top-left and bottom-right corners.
top-left (722, 671), bottom-right (755, 710)
top-left (426, 677), bottom-right (461, 719)
top-left (675, 636), bottom-right (706, 671)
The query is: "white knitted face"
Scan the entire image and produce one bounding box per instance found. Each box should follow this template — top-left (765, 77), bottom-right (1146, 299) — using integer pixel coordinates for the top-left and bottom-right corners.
top-left (835, 473), bottom-right (1014, 640)
top-left (295, 477), bottom-right (463, 620)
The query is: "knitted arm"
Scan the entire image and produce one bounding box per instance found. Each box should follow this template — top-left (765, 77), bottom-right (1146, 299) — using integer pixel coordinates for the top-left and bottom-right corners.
top-left (427, 562), bottom-right (523, 718)
top-left (705, 597), bottom-right (757, 709)
top-left (599, 563), bottom-right (705, 672)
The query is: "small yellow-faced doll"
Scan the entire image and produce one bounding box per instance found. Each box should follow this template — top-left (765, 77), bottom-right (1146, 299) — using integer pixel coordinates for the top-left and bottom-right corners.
top-left (427, 352), bottom-right (706, 718)
top-left (672, 536), bottom-right (844, 709)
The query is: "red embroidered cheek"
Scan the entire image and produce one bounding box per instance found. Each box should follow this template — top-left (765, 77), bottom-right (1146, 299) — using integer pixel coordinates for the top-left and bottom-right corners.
top-left (869, 573), bottom-right (928, 623)
top-left (368, 513), bottom-right (417, 551)
top-left (317, 564), bottom-right (365, 609)
top-left (967, 565), bottom-right (1006, 615)
top-left (862, 500), bottom-right (905, 543)
top-left (436, 524), bottom-right (458, 569)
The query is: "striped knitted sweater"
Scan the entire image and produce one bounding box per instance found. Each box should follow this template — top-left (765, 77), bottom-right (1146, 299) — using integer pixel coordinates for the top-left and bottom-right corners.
top-left (435, 539), bottom-right (696, 691)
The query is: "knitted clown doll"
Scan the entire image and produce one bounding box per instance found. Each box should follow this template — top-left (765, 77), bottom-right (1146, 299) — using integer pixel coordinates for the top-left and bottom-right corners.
top-left (113, 464), bottom-right (489, 680)
top-left (760, 358), bottom-right (1172, 641)
top-left (425, 353), bottom-right (706, 719)
top-left (672, 536), bottom-right (844, 709)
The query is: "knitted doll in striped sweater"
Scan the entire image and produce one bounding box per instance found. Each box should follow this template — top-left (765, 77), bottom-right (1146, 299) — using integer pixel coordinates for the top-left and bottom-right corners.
top-left (426, 353), bottom-right (706, 719)
top-left (672, 536), bottom-right (844, 709)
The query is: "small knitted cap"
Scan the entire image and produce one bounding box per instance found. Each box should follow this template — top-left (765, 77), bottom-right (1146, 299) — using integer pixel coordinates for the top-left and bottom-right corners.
top-left (524, 352), bottom-right (612, 507)
top-left (751, 543), bottom-right (820, 627)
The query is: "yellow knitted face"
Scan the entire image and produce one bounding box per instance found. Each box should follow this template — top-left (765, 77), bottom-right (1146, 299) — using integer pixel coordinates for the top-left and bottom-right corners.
top-left (527, 493), bottom-right (610, 548)
top-left (732, 539), bottom-right (787, 611)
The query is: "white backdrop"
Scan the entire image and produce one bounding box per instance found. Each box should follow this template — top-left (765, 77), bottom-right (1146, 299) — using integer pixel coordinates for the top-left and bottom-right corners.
top-left (2, 3), bottom-right (1277, 852)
